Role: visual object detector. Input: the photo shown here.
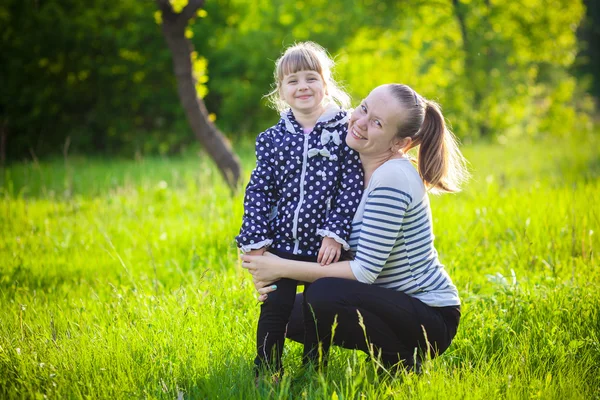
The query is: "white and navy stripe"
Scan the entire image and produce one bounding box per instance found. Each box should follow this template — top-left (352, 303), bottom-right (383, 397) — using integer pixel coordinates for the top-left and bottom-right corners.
top-left (349, 158), bottom-right (460, 307)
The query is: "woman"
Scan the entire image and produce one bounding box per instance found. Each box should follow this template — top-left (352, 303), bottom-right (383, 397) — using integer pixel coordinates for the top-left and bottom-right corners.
top-left (242, 83), bottom-right (469, 372)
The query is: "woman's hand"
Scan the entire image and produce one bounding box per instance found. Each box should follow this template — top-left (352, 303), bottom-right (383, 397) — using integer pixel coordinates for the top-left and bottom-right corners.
top-left (241, 252), bottom-right (283, 291)
top-left (256, 284), bottom-right (278, 302)
top-left (245, 247), bottom-right (266, 256)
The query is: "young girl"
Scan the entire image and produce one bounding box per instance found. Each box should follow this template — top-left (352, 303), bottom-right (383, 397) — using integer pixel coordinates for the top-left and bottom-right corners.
top-left (235, 42), bottom-right (363, 379)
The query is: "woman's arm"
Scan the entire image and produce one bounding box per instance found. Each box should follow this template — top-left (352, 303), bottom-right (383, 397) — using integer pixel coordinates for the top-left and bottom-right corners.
top-left (241, 252), bottom-right (357, 290)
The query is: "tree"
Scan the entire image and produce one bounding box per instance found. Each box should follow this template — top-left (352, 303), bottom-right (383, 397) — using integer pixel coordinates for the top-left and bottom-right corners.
top-left (156, 0), bottom-right (240, 189)
top-left (1, 0), bottom-right (590, 163)
top-left (0, 0), bottom-right (193, 160)
top-left (576, 0), bottom-right (600, 99)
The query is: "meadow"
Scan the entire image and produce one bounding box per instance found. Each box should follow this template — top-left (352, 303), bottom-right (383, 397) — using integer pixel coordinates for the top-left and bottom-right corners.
top-left (0, 131), bottom-right (599, 399)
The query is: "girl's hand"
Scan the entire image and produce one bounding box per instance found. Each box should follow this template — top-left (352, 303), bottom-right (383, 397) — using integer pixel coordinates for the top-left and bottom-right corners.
top-left (318, 237), bottom-right (342, 265)
top-left (241, 252), bottom-right (283, 290)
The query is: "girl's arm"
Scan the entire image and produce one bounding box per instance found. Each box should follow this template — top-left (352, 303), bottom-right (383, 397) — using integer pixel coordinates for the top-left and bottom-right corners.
top-left (241, 252), bottom-right (357, 290)
top-left (235, 132), bottom-right (277, 252)
top-left (317, 137), bottom-right (363, 250)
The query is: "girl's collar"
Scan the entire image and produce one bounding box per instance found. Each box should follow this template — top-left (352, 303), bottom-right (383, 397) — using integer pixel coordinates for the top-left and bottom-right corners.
top-left (280, 103), bottom-right (346, 134)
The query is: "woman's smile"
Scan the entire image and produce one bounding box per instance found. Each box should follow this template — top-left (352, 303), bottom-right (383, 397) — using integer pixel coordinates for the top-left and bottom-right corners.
top-left (350, 128), bottom-right (366, 140)
top-left (346, 86), bottom-right (406, 158)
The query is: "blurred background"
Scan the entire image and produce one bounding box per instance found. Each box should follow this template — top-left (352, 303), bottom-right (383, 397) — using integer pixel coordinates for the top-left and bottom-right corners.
top-left (1, 0), bottom-right (598, 163)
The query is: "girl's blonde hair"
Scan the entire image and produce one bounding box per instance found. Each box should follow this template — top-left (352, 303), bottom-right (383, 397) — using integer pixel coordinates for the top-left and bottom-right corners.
top-left (267, 42), bottom-right (351, 112)
top-left (388, 84), bottom-right (470, 193)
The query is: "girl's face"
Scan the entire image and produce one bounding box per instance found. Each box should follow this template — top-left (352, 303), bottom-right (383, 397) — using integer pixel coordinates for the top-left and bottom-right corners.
top-left (347, 85), bottom-right (405, 158)
top-left (280, 70), bottom-right (326, 117)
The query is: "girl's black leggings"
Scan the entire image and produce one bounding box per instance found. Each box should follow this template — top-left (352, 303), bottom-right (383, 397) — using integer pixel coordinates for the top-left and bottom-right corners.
top-left (286, 277), bottom-right (461, 368)
top-left (254, 251), bottom-right (315, 374)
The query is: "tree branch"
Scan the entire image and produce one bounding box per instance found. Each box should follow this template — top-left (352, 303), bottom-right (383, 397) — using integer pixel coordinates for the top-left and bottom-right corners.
top-left (180, 0), bottom-right (205, 22)
top-left (156, 0), bottom-right (173, 14)
top-left (155, 0), bottom-right (205, 26)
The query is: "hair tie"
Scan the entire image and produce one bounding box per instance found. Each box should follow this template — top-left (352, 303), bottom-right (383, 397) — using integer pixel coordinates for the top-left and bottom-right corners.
top-left (411, 88), bottom-right (420, 107)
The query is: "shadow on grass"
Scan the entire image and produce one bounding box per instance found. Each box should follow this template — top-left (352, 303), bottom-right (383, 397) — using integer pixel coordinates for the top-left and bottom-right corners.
top-left (0, 263), bottom-right (85, 292)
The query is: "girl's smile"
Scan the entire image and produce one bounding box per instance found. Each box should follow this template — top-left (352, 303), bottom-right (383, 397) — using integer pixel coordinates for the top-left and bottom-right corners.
top-left (280, 70), bottom-right (326, 118)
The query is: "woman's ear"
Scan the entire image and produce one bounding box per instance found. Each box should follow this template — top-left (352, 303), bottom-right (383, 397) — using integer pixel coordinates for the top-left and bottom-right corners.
top-left (391, 137), bottom-right (412, 153)
top-left (399, 137), bottom-right (412, 152)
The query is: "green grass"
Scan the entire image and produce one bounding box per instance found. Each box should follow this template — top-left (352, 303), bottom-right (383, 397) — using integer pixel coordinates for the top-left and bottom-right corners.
top-left (1, 131), bottom-right (599, 399)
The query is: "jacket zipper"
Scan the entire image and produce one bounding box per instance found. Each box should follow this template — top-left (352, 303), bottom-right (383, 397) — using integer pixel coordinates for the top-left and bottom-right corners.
top-left (292, 133), bottom-right (310, 254)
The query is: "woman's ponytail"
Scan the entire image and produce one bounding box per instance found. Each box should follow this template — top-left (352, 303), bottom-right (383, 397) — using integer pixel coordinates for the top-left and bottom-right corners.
top-left (417, 100), bottom-right (469, 193)
top-left (387, 84), bottom-right (469, 193)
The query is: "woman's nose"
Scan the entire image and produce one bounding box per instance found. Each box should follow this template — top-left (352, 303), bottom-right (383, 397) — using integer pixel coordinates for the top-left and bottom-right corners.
top-left (354, 114), bottom-right (368, 129)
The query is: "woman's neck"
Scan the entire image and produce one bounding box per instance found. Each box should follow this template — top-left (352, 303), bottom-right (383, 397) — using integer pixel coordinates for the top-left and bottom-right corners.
top-left (360, 152), bottom-right (404, 187)
top-left (292, 106), bottom-right (325, 129)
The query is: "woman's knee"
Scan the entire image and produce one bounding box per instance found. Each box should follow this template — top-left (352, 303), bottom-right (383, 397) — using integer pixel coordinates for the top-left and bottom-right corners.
top-left (304, 277), bottom-right (348, 309)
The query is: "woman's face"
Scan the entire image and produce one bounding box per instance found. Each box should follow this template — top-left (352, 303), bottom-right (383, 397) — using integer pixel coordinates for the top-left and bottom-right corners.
top-left (346, 85), bottom-right (405, 158)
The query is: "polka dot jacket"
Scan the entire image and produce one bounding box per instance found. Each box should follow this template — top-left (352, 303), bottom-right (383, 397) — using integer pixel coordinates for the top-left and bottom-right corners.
top-left (236, 105), bottom-right (364, 257)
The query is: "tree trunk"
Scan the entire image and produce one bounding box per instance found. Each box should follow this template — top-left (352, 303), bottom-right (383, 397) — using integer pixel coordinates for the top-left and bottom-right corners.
top-left (452, 0), bottom-right (479, 129)
top-left (156, 0), bottom-right (241, 190)
top-left (0, 120), bottom-right (6, 167)
top-left (480, 0), bottom-right (493, 137)
top-left (452, 0), bottom-right (492, 137)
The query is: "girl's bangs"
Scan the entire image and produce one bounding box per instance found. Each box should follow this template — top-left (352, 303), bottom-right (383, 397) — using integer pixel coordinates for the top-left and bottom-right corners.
top-left (278, 50), bottom-right (322, 78)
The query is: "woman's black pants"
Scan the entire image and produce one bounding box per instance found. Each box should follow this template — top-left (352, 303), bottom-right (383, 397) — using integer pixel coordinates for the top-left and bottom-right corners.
top-left (287, 277), bottom-right (461, 369)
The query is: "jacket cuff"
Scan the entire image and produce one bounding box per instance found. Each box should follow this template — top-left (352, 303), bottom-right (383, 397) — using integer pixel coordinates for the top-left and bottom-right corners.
top-left (316, 229), bottom-right (350, 250)
top-left (240, 239), bottom-right (273, 253)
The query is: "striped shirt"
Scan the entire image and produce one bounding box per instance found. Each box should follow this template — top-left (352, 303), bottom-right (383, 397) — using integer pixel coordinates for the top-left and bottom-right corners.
top-left (348, 158), bottom-right (460, 307)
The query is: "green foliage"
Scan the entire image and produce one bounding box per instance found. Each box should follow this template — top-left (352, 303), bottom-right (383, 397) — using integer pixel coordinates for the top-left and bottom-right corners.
top-left (0, 132), bottom-right (599, 398)
top-left (1, 0), bottom-right (189, 158)
top-left (0, 0), bottom-right (594, 161)
top-left (199, 0), bottom-right (416, 135)
top-left (336, 0), bottom-right (594, 140)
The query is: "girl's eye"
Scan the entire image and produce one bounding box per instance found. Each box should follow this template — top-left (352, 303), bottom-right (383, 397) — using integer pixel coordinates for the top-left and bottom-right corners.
top-left (360, 105), bottom-right (367, 113)
top-left (288, 80), bottom-right (297, 84)
top-left (374, 120), bottom-right (382, 128)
